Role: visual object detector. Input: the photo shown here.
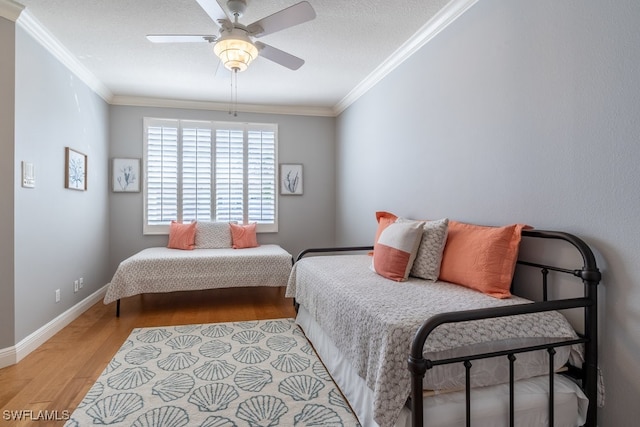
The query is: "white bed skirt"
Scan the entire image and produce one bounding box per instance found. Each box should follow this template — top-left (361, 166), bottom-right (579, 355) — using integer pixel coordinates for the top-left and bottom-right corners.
top-left (295, 305), bottom-right (588, 427)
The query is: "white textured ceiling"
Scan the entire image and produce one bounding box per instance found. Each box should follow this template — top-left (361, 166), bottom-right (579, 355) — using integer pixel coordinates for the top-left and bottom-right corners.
top-left (16, 0), bottom-right (454, 114)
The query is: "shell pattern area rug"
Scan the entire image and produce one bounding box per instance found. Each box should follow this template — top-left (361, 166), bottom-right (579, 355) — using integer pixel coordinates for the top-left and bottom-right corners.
top-left (65, 318), bottom-right (361, 426)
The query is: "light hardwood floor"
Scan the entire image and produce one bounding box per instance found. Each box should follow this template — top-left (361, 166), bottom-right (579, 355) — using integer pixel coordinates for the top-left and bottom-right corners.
top-left (0, 287), bottom-right (296, 427)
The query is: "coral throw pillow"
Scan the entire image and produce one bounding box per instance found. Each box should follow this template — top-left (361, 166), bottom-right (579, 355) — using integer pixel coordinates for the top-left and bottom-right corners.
top-left (167, 221), bottom-right (196, 250)
top-left (439, 221), bottom-right (528, 298)
top-left (372, 221), bottom-right (425, 282)
top-left (230, 223), bottom-right (259, 249)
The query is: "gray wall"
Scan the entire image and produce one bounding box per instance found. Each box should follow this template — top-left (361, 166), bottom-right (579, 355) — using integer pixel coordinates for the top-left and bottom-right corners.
top-left (109, 106), bottom-right (335, 275)
top-left (13, 26), bottom-right (110, 342)
top-left (0, 17), bottom-right (16, 349)
top-left (336, 0), bottom-right (640, 425)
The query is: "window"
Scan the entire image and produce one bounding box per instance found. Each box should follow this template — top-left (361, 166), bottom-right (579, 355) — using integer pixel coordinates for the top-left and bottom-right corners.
top-left (143, 118), bottom-right (278, 234)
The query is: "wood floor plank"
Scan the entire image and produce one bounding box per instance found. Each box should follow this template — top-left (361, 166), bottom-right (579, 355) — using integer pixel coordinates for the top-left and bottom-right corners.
top-left (0, 287), bottom-right (296, 426)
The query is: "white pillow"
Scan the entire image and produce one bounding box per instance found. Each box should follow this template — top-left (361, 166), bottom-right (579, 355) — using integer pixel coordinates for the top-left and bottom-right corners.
top-left (195, 222), bottom-right (232, 249)
top-left (398, 218), bottom-right (449, 281)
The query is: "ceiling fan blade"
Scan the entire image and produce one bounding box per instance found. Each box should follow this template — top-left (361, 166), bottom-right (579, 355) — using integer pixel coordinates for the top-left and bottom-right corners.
top-left (247, 1), bottom-right (316, 38)
top-left (255, 42), bottom-right (305, 70)
top-left (146, 35), bottom-right (217, 43)
top-left (195, 0), bottom-right (229, 25)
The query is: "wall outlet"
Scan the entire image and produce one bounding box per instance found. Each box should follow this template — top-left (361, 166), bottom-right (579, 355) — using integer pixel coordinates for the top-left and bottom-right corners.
top-left (74, 280), bottom-right (79, 293)
top-left (55, 289), bottom-right (60, 303)
top-left (79, 277), bottom-right (84, 289)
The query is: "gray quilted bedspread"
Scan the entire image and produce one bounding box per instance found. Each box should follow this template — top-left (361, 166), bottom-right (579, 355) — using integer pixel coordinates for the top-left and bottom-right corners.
top-left (286, 254), bottom-right (580, 427)
top-left (104, 245), bottom-right (292, 304)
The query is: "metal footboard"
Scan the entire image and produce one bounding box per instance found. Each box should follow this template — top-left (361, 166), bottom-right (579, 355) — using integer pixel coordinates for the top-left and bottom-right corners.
top-left (407, 230), bottom-right (601, 427)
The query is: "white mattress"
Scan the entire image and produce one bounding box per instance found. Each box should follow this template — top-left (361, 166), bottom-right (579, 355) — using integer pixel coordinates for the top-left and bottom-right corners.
top-left (296, 306), bottom-right (588, 427)
top-left (104, 244), bottom-right (292, 304)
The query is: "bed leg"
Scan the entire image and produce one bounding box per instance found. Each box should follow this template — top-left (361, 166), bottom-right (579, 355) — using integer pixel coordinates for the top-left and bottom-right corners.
top-left (116, 299), bottom-right (120, 317)
top-left (408, 355), bottom-right (428, 427)
top-left (548, 348), bottom-right (556, 426)
top-left (464, 360), bottom-right (472, 427)
top-left (508, 354), bottom-right (516, 427)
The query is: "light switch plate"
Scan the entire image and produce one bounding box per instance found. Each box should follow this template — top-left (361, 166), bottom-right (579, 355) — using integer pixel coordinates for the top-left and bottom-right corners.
top-left (22, 161), bottom-right (35, 188)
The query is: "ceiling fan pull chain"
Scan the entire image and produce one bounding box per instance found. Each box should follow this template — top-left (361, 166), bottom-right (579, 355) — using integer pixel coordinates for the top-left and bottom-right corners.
top-left (234, 68), bottom-right (238, 117)
top-left (229, 68), bottom-right (239, 117)
top-left (228, 68), bottom-right (233, 115)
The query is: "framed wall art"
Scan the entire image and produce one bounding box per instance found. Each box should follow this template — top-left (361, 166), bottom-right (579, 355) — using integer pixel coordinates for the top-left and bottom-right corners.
top-left (65, 147), bottom-right (87, 191)
top-left (112, 158), bottom-right (141, 192)
top-left (280, 163), bottom-right (303, 195)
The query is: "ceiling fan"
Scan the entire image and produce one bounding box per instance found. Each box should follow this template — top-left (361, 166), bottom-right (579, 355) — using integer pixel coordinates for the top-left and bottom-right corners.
top-left (147, 0), bottom-right (316, 72)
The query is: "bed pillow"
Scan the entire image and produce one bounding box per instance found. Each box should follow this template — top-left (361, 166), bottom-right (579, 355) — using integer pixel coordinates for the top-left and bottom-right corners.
top-left (438, 221), bottom-right (528, 298)
top-left (167, 221), bottom-right (196, 250)
top-left (372, 221), bottom-right (425, 282)
top-left (374, 211), bottom-right (398, 245)
top-left (195, 221), bottom-right (233, 249)
top-left (397, 218), bottom-right (449, 281)
top-left (230, 223), bottom-right (259, 249)
top-left (370, 211), bottom-right (398, 255)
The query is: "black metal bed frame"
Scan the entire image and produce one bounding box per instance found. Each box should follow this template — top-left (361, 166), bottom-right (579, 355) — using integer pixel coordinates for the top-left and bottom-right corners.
top-left (295, 230), bottom-right (601, 427)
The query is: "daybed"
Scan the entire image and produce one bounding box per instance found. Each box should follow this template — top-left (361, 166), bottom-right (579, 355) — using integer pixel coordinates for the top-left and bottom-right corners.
top-left (286, 216), bottom-right (601, 427)
top-left (104, 221), bottom-right (293, 316)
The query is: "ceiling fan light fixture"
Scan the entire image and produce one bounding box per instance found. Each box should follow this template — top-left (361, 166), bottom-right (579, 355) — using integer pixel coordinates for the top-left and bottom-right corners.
top-left (213, 30), bottom-right (258, 72)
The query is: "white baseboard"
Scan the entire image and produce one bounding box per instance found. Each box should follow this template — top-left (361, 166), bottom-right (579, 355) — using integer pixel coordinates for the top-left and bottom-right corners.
top-left (0, 284), bottom-right (108, 369)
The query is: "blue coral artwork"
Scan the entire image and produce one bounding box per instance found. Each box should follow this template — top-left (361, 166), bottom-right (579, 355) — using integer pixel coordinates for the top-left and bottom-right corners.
top-left (280, 164), bottom-right (303, 195)
top-left (113, 158), bottom-right (141, 192)
top-left (65, 147), bottom-right (87, 191)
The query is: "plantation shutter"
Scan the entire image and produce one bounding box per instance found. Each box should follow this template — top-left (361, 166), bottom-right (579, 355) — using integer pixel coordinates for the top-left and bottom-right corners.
top-left (144, 119), bottom-right (277, 234)
top-left (247, 127), bottom-right (276, 225)
top-left (182, 123), bottom-right (213, 222)
top-left (144, 118), bottom-right (179, 231)
top-left (214, 128), bottom-right (245, 223)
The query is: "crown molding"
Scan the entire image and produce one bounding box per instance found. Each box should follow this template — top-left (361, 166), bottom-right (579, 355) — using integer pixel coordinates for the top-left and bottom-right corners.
top-left (16, 9), bottom-right (113, 102)
top-left (333, 0), bottom-right (479, 115)
top-left (111, 95), bottom-right (336, 117)
top-left (0, 0), bottom-right (23, 22)
top-left (7, 0), bottom-right (475, 118)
